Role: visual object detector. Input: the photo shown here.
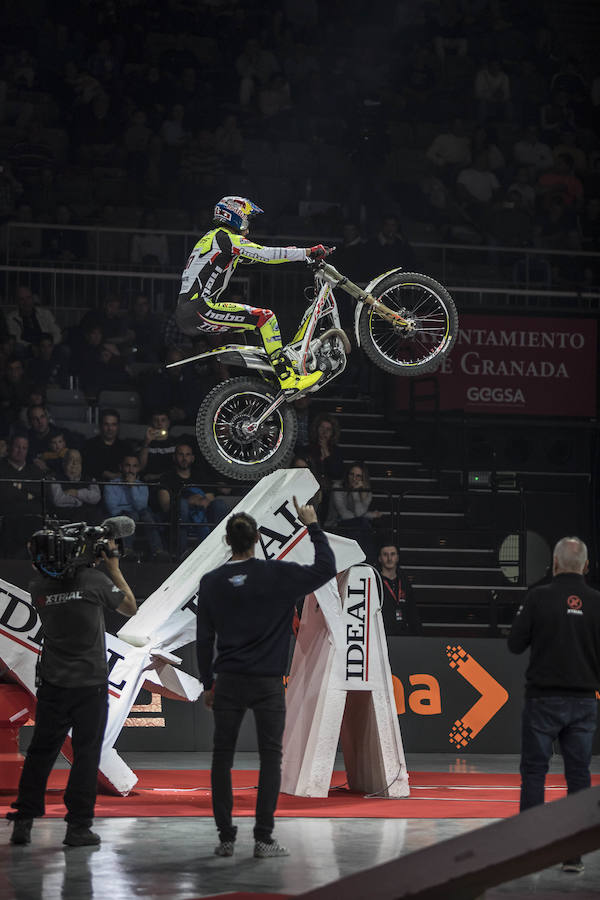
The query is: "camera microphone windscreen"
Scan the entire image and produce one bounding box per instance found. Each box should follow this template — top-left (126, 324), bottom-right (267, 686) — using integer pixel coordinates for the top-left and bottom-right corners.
top-left (101, 516), bottom-right (136, 539)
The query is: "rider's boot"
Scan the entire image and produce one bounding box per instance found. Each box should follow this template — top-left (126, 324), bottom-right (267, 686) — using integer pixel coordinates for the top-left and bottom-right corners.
top-left (269, 350), bottom-right (323, 396)
top-left (258, 315), bottom-right (323, 395)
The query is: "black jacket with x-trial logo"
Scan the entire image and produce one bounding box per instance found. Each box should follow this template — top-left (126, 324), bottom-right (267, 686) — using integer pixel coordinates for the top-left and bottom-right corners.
top-left (508, 572), bottom-right (600, 697)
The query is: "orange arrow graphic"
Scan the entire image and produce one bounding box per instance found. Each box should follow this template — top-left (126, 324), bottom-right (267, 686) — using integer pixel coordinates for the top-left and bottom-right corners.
top-left (446, 645), bottom-right (508, 748)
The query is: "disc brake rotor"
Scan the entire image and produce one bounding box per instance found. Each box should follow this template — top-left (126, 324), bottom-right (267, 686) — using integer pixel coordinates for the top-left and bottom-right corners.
top-left (214, 392), bottom-right (283, 465)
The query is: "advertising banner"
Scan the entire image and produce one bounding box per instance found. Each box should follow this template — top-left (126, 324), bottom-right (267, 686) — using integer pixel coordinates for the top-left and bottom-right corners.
top-left (395, 314), bottom-right (597, 417)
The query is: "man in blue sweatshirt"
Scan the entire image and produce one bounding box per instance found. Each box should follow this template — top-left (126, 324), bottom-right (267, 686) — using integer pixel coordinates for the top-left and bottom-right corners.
top-left (196, 496), bottom-right (336, 859)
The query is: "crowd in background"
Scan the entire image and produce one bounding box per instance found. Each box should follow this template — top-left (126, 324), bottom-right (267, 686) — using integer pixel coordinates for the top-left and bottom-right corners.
top-left (0, 0), bottom-right (598, 287)
top-left (0, 0), bottom-right (599, 581)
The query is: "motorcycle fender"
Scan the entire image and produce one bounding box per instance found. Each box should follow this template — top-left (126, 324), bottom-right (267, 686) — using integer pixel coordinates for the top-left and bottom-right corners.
top-left (167, 345), bottom-right (271, 372)
top-left (353, 267), bottom-right (404, 347)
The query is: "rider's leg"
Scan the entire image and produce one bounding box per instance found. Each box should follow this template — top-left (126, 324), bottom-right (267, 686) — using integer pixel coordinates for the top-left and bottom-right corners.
top-left (256, 310), bottom-right (323, 395)
top-left (177, 295), bottom-right (323, 395)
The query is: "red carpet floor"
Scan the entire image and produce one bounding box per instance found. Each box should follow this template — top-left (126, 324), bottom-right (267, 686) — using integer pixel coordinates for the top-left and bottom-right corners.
top-left (2, 771), bottom-right (599, 820)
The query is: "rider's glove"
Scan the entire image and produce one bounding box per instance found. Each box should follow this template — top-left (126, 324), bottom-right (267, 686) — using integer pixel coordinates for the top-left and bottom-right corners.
top-left (308, 244), bottom-right (333, 260)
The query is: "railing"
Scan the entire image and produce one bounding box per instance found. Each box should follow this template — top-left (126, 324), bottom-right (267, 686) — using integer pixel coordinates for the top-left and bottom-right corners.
top-left (0, 475), bottom-right (590, 634)
top-left (2, 223), bottom-right (600, 327)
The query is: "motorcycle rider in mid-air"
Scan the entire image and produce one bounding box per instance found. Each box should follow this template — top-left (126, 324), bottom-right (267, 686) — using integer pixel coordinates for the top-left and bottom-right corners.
top-left (176, 196), bottom-right (333, 396)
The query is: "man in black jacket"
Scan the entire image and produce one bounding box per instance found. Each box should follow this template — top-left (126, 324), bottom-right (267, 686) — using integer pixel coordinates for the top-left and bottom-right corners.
top-left (508, 535), bottom-right (600, 874)
top-left (377, 543), bottom-right (421, 635)
top-left (7, 536), bottom-right (137, 847)
top-left (196, 497), bottom-right (336, 859)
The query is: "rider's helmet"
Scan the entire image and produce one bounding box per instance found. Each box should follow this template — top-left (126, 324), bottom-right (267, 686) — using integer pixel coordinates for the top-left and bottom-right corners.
top-left (213, 196), bottom-right (263, 233)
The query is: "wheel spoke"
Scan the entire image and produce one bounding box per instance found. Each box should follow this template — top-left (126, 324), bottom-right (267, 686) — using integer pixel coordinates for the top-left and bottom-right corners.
top-left (210, 390), bottom-right (284, 467)
top-left (368, 281), bottom-right (452, 366)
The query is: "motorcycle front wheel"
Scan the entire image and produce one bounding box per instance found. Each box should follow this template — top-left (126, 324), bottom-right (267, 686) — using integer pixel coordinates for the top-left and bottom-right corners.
top-left (196, 377), bottom-right (298, 481)
top-left (357, 272), bottom-right (458, 376)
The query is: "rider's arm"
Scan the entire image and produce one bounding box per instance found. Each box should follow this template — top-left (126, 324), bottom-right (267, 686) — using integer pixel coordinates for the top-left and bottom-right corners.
top-left (231, 233), bottom-right (308, 265)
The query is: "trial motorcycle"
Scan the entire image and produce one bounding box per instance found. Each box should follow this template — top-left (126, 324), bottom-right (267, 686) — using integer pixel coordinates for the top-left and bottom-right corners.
top-left (168, 260), bottom-right (458, 481)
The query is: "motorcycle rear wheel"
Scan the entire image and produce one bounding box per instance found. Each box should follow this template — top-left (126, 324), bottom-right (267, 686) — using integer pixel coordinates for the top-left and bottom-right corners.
top-left (196, 377), bottom-right (298, 481)
top-left (357, 272), bottom-right (458, 376)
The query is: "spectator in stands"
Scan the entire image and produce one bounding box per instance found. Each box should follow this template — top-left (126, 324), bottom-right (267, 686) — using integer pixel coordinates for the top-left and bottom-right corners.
top-left (236, 37), bottom-right (280, 108)
top-left (0, 159), bottom-right (23, 221)
top-left (307, 413), bottom-right (344, 525)
top-left (474, 58), bottom-right (512, 122)
top-left (77, 92), bottom-right (117, 164)
top-left (258, 73), bottom-right (292, 124)
top-left (6, 285), bottom-right (62, 355)
top-left (83, 408), bottom-right (132, 483)
top-left (9, 202), bottom-right (41, 259)
top-left (125, 293), bottom-right (164, 363)
top-left (79, 295), bottom-right (135, 353)
top-left (514, 59), bottom-right (549, 123)
top-left (0, 433), bottom-right (42, 557)
top-left (535, 195), bottom-right (578, 252)
top-left (104, 452), bottom-right (168, 560)
top-left (426, 118), bottom-right (471, 182)
top-left (179, 128), bottom-right (224, 200)
top-left (471, 125), bottom-right (506, 178)
top-left (328, 462), bottom-right (383, 563)
top-left (457, 151), bottom-right (501, 220)
top-left (540, 90), bottom-right (577, 140)
top-left (333, 223), bottom-right (370, 284)
top-left (26, 332), bottom-right (69, 387)
top-left (130, 209), bottom-right (170, 267)
top-left (283, 43), bottom-right (320, 99)
top-left (214, 114), bottom-right (243, 172)
top-left (26, 404), bottom-right (61, 468)
top-left (367, 215), bottom-right (417, 273)
top-left (38, 429), bottom-right (70, 475)
top-left (432, 5), bottom-right (468, 65)
top-left (157, 438), bottom-right (228, 557)
top-left (8, 121), bottom-right (55, 188)
top-left (507, 167), bottom-right (537, 216)
top-left (0, 356), bottom-right (34, 420)
top-left (41, 204), bottom-right (86, 262)
top-left (139, 410), bottom-right (177, 483)
top-left (163, 309), bottom-right (194, 354)
top-left (537, 154), bottom-right (584, 212)
top-left (161, 103), bottom-right (188, 149)
top-left (513, 125), bottom-right (553, 178)
top-left (550, 57), bottom-right (588, 109)
top-left (122, 109), bottom-right (152, 181)
top-left (485, 190), bottom-right (534, 250)
top-left (86, 38), bottom-right (120, 87)
top-left (78, 339), bottom-right (131, 399)
top-left (140, 346), bottom-right (212, 424)
top-left (552, 130), bottom-right (587, 176)
top-left (377, 542), bottom-right (421, 636)
top-left (49, 448), bottom-right (102, 523)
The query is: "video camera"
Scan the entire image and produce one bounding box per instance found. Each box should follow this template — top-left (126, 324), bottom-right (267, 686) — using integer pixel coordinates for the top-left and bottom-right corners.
top-left (30, 516), bottom-right (136, 578)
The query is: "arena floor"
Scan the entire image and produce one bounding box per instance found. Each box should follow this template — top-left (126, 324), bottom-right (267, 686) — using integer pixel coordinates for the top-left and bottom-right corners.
top-left (2, 753), bottom-right (599, 900)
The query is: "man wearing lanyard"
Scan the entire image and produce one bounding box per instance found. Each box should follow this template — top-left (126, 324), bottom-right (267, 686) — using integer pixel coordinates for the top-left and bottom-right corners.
top-left (377, 543), bottom-right (421, 635)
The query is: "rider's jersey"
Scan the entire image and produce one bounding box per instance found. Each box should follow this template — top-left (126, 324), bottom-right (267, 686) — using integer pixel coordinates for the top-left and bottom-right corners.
top-left (179, 227), bottom-right (308, 302)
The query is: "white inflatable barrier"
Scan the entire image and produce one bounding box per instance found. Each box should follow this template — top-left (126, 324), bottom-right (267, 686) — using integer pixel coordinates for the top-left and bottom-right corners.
top-left (282, 565), bottom-right (409, 798)
top-left (0, 468), bottom-right (408, 799)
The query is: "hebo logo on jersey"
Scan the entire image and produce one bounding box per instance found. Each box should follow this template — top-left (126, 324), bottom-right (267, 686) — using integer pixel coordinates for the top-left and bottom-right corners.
top-left (391, 643), bottom-right (509, 748)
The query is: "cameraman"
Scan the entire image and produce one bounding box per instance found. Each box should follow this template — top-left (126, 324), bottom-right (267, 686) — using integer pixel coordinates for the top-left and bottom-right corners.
top-left (7, 536), bottom-right (137, 847)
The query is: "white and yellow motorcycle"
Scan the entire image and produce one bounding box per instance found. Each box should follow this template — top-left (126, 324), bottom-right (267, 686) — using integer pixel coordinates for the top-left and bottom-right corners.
top-left (169, 260), bottom-right (458, 481)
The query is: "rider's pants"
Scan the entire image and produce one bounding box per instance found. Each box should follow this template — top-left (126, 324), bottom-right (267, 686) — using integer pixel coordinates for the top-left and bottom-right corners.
top-left (176, 295), bottom-right (285, 359)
